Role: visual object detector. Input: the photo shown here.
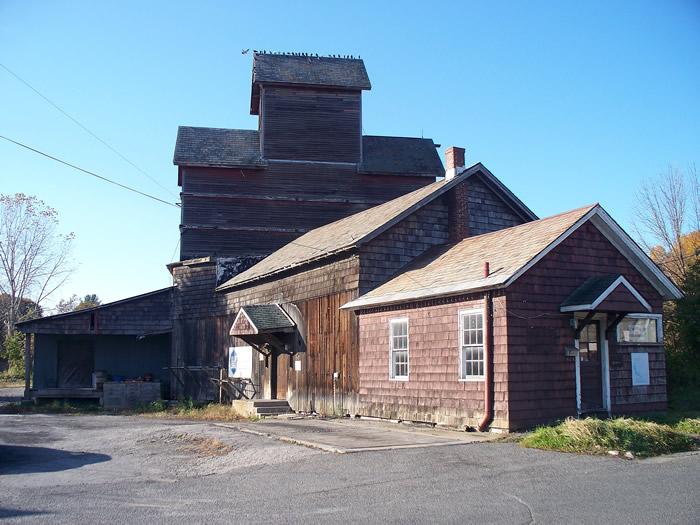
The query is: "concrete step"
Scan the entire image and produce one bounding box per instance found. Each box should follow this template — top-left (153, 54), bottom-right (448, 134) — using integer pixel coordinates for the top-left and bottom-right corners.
top-left (252, 400), bottom-right (292, 408)
top-left (255, 405), bottom-right (294, 416)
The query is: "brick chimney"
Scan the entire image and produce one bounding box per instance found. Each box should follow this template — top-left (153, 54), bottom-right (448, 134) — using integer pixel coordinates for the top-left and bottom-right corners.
top-left (445, 146), bottom-right (465, 180)
top-left (445, 146), bottom-right (469, 241)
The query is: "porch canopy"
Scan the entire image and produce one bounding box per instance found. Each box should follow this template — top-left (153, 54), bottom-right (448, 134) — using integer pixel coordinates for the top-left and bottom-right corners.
top-left (560, 274), bottom-right (652, 314)
top-left (230, 304), bottom-right (304, 400)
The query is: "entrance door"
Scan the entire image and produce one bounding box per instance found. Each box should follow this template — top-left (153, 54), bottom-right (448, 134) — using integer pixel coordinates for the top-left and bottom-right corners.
top-left (579, 321), bottom-right (603, 412)
top-left (57, 342), bottom-right (94, 387)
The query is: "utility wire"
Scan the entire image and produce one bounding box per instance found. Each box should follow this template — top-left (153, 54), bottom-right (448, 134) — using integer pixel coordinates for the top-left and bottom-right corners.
top-left (0, 62), bottom-right (177, 199)
top-left (0, 135), bottom-right (180, 209)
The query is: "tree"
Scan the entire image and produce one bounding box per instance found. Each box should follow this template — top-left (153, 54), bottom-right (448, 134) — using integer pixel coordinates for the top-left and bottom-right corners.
top-left (76, 293), bottom-right (101, 310)
top-left (55, 293), bottom-right (101, 313)
top-left (634, 164), bottom-right (699, 284)
top-left (0, 194), bottom-right (74, 336)
top-left (0, 293), bottom-right (41, 343)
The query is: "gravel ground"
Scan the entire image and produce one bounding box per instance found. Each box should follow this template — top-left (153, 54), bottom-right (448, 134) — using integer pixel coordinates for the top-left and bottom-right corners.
top-left (1, 413), bottom-right (698, 524)
top-left (0, 414), bottom-right (320, 486)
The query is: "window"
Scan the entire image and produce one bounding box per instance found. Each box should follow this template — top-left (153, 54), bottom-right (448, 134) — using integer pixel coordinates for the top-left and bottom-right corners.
top-left (460, 309), bottom-right (484, 379)
top-left (389, 318), bottom-right (409, 379)
top-left (617, 315), bottom-right (661, 344)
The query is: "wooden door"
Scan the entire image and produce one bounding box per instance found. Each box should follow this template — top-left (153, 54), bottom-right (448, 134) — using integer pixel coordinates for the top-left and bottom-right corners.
top-left (579, 322), bottom-right (603, 412)
top-left (57, 342), bottom-right (94, 388)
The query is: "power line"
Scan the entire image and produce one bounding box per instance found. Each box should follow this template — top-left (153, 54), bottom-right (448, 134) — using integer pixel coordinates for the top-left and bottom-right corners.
top-left (0, 62), bottom-right (177, 199)
top-left (0, 134), bottom-right (180, 209)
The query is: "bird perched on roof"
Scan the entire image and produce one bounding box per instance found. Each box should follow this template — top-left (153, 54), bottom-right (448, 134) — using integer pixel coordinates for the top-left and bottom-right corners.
top-left (241, 48), bottom-right (249, 55)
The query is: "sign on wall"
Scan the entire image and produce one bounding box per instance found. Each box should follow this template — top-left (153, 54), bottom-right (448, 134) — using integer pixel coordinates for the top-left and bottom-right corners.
top-left (631, 352), bottom-right (650, 386)
top-left (228, 346), bottom-right (253, 379)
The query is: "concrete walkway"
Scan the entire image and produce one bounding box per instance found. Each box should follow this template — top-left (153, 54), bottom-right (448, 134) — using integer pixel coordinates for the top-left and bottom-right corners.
top-left (219, 416), bottom-right (497, 453)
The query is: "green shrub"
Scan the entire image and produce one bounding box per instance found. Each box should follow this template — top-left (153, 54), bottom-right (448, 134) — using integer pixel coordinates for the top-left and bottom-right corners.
top-left (521, 417), bottom-right (696, 457)
top-left (1, 333), bottom-right (25, 379)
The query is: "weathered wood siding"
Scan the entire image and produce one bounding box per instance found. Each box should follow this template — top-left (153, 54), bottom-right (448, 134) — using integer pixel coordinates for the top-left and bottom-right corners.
top-left (355, 293), bottom-right (509, 429)
top-left (261, 86), bottom-right (361, 162)
top-left (359, 196), bottom-right (449, 293)
top-left (17, 289), bottom-right (172, 336)
top-left (171, 256), bottom-right (361, 413)
top-left (467, 174), bottom-right (528, 235)
top-left (179, 164), bottom-right (431, 260)
top-left (505, 221), bottom-right (665, 429)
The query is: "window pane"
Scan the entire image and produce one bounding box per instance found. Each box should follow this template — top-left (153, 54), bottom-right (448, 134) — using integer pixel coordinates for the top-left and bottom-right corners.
top-left (618, 317), bottom-right (658, 343)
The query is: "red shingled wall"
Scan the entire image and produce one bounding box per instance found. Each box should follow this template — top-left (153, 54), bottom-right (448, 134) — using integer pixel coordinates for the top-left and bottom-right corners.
top-left (506, 221), bottom-right (666, 429)
top-left (356, 292), bottom-right (510, 429)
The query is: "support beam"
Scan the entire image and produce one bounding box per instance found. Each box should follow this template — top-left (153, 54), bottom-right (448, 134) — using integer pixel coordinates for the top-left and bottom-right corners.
top-left (574, 311), bottom-right (597, 338)
top-left (23, 333), bottom-right (32, 401)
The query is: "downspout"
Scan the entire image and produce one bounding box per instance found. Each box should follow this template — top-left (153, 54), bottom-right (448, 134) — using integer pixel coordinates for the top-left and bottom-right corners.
top-left (478, 262), bottom-right (493, 432)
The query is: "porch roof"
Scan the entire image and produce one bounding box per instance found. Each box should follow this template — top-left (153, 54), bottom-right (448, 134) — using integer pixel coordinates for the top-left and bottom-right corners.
top-left (230, 305), bottom-right (295, 336)
top-left (560, 274), bottom-right (652, 313)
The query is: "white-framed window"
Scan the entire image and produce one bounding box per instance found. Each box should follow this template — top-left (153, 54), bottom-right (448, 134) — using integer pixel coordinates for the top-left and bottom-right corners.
top-left (389, 318), bottom-right (409, 380)
top-left (617, 314), bottom-right (662, 344)
top-left (631, 352), bottom-right (650, 386)
top-left (460, 309), bottom-right (484, 380)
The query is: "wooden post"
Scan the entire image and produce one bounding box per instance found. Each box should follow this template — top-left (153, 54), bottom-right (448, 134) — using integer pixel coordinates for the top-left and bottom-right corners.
top-left (270, 351), bottom-right (278, 400)
top-left (23, 333), bottom-right (32, 401)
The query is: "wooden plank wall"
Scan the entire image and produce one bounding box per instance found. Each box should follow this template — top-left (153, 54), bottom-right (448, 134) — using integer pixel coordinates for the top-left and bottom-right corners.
top-left (261, 86), bottom-right (361, 162)
top-left (179, 164), bottom-right (431, 260)
top-left (18, 289), bottom-right (172, 336)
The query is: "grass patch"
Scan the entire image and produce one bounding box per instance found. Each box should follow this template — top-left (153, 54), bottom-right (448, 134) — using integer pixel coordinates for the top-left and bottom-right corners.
top-left (0, 373), bottom-right (24, 387)
top-left (521, 417), bottom-right (697, 457)
top-left (137, 399), bottom-right (245, 422)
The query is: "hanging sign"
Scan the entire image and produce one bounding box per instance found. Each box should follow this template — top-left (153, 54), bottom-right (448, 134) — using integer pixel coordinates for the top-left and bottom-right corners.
top-left (228, 346), bottom-right (253, 378)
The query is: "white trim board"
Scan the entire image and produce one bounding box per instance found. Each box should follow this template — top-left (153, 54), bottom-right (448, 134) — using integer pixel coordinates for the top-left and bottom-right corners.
top-left (230, 308), bottom-right (259, 335)
top-left (560, 275), bottom-right (652, 313)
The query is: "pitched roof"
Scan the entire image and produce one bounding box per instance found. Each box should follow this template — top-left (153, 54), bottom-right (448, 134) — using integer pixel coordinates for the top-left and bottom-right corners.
top-left (217, 163), bottom-right (537, 291)
top-left (234, 304), bottom-right (295, 334)
top-left (173, 126), bottom-right (444, 174)
top-left (173, 127), bottom-right (264, 168)
top-left (342, 204), bottom-right (683, 309)
top-left (360, 136), bottom-right (443, 177)
top-left (561, 274), bottom-right (621, 308)
top-left (250, 53), bottom-right (370, 114)
top-left (560, 274), bottom-right (652, 312)
top-left (341, 206), bottom-right (597, 309)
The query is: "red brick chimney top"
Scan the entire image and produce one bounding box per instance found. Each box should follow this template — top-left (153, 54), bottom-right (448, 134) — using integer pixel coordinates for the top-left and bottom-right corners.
top-left (445, 146), bottom-right (465, 180)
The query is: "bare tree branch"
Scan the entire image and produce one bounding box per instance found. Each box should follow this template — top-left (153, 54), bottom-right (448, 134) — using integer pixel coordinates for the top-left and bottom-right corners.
top-left (0, 194), bottom-right (74, 336)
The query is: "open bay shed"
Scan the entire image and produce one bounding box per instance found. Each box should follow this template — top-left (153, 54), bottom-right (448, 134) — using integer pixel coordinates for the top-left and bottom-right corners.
top-left (16, 287), bottom-right (173, 404)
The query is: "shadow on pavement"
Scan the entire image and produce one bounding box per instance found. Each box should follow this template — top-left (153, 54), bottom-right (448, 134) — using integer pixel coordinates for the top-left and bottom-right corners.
top-left (0, 444), bottom-right (110, 475)
top-left (0, 508), bottom-right (51, 519)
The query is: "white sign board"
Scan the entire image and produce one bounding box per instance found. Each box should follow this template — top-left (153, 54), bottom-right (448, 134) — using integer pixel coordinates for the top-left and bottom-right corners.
top-left (228, 346), bottom-right (253, 379)
top-left (631, 352), bottom-right (650, 386)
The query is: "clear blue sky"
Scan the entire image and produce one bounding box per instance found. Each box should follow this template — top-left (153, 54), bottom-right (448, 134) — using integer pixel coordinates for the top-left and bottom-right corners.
top-left (1, 1), bottom-right (698, 308)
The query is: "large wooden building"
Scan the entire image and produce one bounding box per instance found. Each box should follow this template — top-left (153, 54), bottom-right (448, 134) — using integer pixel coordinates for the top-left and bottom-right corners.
top-left (17, 52), bottom-right (682, 430)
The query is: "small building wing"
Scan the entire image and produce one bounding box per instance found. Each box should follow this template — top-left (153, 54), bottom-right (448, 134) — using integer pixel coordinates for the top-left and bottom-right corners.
top-left (342, 204), bottom-right (682, 310)
top-left (15, 287), bottom-right (173, 336)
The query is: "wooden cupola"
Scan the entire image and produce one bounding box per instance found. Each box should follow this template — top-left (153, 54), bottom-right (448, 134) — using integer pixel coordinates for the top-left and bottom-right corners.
top-left (250, 52), bottom-right (371, 163)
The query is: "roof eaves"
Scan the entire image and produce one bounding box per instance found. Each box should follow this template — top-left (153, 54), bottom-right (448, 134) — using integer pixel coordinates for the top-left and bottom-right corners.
top-left (216, 246), bottom-right (358, 292)
top-left (588, 208), bottom-right (683, 300)
top-left (341, 279), bottom-right (507, 311)
top-left (15, 286), bottom-right (174, 328)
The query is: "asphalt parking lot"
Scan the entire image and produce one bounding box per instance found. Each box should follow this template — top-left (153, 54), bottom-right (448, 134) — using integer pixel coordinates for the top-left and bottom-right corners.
top-left (1, 412), bottom-right (699, 524)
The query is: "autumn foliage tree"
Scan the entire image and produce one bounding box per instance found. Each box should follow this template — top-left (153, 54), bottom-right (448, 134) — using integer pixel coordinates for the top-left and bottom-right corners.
top-left (634, 165), bottom-right (700, 403)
